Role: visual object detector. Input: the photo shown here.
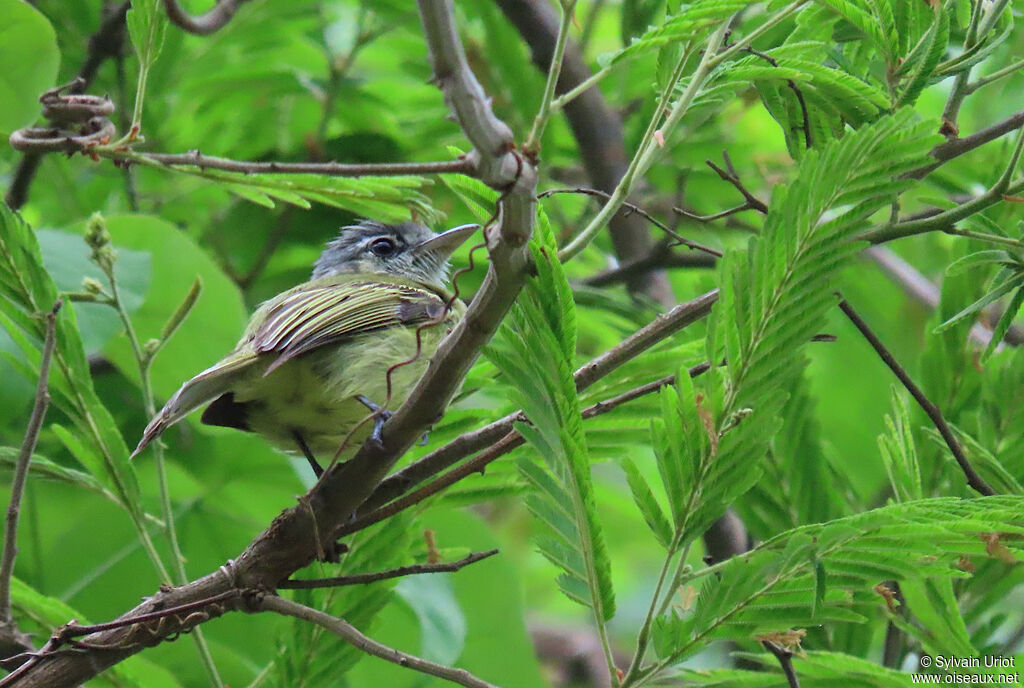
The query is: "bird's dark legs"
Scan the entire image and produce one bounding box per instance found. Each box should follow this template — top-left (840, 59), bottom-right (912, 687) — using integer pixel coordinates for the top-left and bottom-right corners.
top-left (292, 430), bottom-right (324, 478)
top-left (355, 394), bottom-right (392, 443)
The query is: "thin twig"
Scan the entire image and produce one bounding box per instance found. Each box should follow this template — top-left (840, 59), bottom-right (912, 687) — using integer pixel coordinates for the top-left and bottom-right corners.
top-left (161, 0), bottom-right (251, 35)
top-left (524, 0), bottom-right (578, 154)
top-left (703, 153), bottom-right (769, 215)
top-left (258, 595), bottom-right (499, 688)
top-left (837, 298), bottom-right (997, 496)
top-left (0, 300), bottom-right (61, 624)
top-left (539, 187), bottom-right (722, 256)
top-left (582, 243), bottom-right (717, 288)
top-left (279, 549), bottom-right (498, 589)
top-left (738, 45), bottom-right (812, 149)
top-left (107, 149), bottom-right (476, 177)
top-left (103, 253), bottom-right (222, 686)
top-left (761, 641), bottom-right (801, 688)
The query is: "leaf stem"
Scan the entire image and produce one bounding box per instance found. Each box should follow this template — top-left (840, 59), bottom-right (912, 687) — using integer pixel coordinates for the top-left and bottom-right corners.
top-left (105, 266), bottom-right (224, 687)
top-left (559, 22), bottom-right (729, 261)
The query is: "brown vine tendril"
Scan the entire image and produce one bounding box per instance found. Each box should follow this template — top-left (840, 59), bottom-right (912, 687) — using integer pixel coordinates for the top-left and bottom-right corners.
top-left (9, 79), bottom-right (117, 156)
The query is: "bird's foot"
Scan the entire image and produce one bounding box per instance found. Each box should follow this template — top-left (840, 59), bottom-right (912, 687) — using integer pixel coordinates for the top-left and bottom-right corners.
top-left (355, 394), bottom-right (392, 443)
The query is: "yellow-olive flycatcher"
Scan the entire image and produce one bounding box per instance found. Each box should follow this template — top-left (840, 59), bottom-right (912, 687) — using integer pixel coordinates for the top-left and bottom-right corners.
top-left (132, 219), bottom-right (477, 476)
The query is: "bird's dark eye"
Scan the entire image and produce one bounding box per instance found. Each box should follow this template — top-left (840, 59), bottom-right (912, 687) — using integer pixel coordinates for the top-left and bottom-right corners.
top-left (369, 237), bottom-right (398, 257)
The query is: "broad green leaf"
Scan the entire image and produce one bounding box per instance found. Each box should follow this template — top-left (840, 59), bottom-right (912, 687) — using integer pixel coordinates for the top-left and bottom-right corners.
top-left (0, 0), bottom-right (59, 135)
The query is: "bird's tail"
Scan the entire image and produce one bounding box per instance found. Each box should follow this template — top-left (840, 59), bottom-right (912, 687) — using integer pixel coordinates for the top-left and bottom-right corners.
top-left (131, 357), bottom-right (254, 459)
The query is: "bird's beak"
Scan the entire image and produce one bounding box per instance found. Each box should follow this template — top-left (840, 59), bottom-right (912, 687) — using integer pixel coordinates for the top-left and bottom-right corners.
top-left (412, 223), bottom-right (479, 257)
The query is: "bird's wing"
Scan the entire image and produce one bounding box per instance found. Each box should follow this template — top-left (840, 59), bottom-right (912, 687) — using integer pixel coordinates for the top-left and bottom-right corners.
top-left (249, 280), bottom-right (448, 375)
top-left (132, 280), bottom-right (447, 458)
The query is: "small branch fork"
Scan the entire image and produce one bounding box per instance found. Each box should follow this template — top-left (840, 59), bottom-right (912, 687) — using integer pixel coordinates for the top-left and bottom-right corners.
top-left (837, 297), bottom-right (997, 497)
top-left (686, 152), bottom-right (769, 219)
top-left (761, 640), bottom-right (801, 688)
top-left (538, 187), bottom-right (723, 257)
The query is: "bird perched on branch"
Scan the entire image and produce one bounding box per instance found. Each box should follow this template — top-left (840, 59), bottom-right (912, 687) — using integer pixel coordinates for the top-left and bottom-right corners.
top-left (132, 219), bottom-right (477, 476)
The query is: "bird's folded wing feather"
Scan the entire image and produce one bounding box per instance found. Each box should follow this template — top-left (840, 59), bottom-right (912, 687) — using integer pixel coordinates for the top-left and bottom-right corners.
top-left (251, 281), bottom-right (447, 373)
top-left (131, 281), bottom-right (447, 458)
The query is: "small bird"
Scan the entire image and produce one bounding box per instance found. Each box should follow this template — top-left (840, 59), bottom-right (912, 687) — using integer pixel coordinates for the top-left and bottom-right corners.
top-left (132, 219), bottom-right (477, 476)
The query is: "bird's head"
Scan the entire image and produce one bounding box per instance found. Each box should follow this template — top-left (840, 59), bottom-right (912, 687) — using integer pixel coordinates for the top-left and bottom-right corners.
top-left (311, 220), bottom-right (478, 286)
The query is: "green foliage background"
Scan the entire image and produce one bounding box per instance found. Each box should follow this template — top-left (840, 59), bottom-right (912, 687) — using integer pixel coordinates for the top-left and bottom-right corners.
top-left (1, 0), bottom-right (1024, 686)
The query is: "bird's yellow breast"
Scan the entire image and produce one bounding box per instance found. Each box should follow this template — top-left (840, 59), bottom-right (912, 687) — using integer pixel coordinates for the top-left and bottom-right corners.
top-left (231, 314), bottom-right (457, 458)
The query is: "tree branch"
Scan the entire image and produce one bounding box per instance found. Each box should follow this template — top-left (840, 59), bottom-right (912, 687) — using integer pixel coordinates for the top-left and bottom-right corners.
top-left (837, 298), bottom-right (997, 497)
top-left (0, 301), bottom-right (60, 654)
top-left (8, 0), bottom-right (535, 684)
top-left (279, 549), bottom-right (499, 589)
top-left (107, 149), bottom-right (477, 177)
top-left (161, 0), bottom-right (251, 36)
top-left (257, 595), bottom-right (499, 688)
top-left (761, 641), bottom-right (801, 688)
top-left (906, 108), bottom-right (1024, 180)
top-left (582, 243), bottom-right (717, 287)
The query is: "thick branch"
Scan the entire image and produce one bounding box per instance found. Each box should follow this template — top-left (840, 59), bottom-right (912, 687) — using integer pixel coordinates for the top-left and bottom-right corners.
top-left (837, 298), bottom-right (996, 497)
top-left (257, 595), bottom-right (498, 688)
top-left (10, 1), bottom-right (534, 685)
top-left (161, 0), bottom-right (251, 35)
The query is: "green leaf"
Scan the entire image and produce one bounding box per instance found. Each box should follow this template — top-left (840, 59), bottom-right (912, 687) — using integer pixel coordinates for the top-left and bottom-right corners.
top-left (619, 457), bottom-right (674, 548)
top-left (934, 271), bottom-right (1024, 334)
top-left (877, 388), bottom-right (922, 502)
top-left (0, 0), bottom-right (59, 135)
top-left (486, 210), bottom-right (616, 622)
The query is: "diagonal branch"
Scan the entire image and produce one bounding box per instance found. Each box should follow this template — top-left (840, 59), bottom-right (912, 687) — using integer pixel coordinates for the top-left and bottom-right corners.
top-left (344, 289), bottom-right (719, 528)
top-left (837, 298), bottom-right (996, 497)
